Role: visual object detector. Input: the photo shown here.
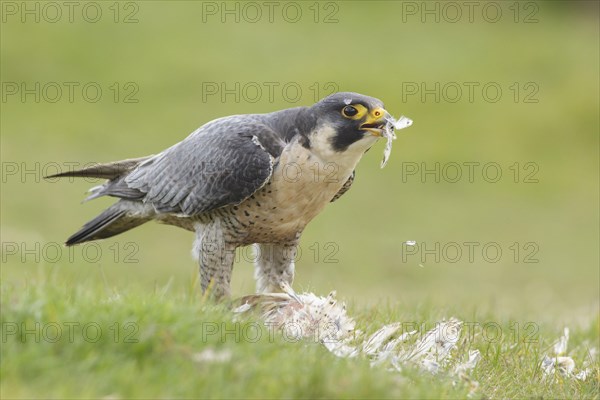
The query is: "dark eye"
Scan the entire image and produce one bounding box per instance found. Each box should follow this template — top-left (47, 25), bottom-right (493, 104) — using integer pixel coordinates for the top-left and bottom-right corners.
top-left (342, 105), bottom-right (358, 117)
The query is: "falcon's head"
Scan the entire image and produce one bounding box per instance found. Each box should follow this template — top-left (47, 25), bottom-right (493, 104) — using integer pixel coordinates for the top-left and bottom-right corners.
top-left (308, 92), bottom-right (390, 159)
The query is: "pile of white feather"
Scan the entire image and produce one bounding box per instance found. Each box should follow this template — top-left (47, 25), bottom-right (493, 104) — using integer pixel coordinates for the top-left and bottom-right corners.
top-left (234, 285), bottom-right (597, 396)
top-left (234, 283), bottom-right (481, 394)
top-left (541, 327), bottom-right (594, 381)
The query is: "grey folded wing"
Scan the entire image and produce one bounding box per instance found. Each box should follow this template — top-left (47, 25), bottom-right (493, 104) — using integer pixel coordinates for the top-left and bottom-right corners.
top-left (104, 116), bottom-right (283, 216)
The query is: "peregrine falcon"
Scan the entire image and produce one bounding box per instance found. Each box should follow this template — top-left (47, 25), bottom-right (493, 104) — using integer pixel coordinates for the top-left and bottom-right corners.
top-left (48, 92), bottom-right (402, 299)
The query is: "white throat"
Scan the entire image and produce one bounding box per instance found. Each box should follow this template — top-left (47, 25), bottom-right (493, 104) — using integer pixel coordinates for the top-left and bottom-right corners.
top-left (307, 124), bottom-right (378, 171)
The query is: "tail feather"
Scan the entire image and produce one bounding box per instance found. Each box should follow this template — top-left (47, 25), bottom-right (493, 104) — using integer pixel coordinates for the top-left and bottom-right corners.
top-left (66, 204), bottom-right (150, 246)
top-left (46, 156), bottom-right (152, 203)
top-left (45, 156), bottom-right (152, 180)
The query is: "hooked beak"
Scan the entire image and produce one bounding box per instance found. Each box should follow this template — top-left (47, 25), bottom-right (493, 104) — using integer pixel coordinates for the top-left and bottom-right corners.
top-left (360, 108), bottom-right (389, 137)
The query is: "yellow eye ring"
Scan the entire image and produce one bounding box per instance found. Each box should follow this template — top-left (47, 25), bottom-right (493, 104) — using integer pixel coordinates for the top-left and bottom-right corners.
top-left (373, 110), bottom-right (382, 117)
top-left (342, 105), bottom-right (358, 117)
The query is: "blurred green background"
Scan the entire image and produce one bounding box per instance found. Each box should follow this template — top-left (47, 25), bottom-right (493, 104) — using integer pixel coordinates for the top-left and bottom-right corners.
top-left (1, 1), bottom-right (598, 322)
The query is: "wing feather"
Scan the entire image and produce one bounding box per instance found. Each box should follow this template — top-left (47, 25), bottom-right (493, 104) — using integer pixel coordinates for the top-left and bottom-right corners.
top-left (114, 116), bottom-right (282, 216)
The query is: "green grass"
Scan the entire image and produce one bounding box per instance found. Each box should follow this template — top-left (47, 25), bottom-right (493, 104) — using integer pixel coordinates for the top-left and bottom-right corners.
top-left (1, 270), bottom-right (598, 399)
top-left (1, 1), bottom-right (599, 398)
